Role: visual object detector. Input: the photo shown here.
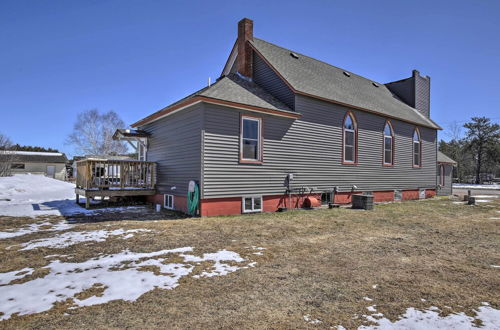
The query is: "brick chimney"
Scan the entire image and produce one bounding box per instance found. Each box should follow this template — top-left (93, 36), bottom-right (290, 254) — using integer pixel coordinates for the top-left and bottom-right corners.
top-left (237, 18), bottom-right (254, 78)
top-left (385, 70), bottom-right (431, 118)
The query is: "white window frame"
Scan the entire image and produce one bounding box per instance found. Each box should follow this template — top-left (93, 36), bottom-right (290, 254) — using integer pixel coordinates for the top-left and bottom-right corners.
top-left (413, 128), bottom-right (421, 167)
top-left (343, 113), bottom-right (357, 163)
top-left (240, 116), bottom-right (262, 162)
top-left (242, 196), bottom-right (263, 213)
top-left (164, 194), bottom-right (174, 210)
top-left (383, 122), bottom-right (394, 165)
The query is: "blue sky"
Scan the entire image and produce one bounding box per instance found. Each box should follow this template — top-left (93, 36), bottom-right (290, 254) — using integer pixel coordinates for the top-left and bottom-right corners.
top-left (1, 0), bottom-right (499, 156)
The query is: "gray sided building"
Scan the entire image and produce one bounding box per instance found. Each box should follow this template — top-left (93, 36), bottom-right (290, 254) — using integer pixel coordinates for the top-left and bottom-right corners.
top-left (134, 18), bottom-right (445, 216)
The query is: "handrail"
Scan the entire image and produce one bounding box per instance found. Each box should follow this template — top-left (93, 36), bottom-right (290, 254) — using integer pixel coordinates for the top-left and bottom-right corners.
top-left (76, 159), bottom-right (156, 190)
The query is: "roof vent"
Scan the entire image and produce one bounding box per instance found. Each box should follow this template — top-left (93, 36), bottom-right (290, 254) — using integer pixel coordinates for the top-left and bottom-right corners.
top-left (343, 71), bottom-right (351, 77)
top-left (290, 52), bottom-right (299, 59)
top-left (372, 82), bottom-right (379, 87)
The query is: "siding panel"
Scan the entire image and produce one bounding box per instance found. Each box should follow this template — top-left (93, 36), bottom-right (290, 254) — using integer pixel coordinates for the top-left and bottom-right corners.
top-left (202, 95), bottom-right (437, 198)
top-left (140, 105), bottom-right (202, 196)
top-left (253, 51), bottom-right (295, 109)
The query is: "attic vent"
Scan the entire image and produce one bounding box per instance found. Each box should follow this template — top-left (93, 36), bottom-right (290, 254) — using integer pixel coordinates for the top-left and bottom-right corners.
top-left (372, 82), bottom-right (379, 87)
top-left (343, 71), bottom-right (351, 77)
top-left (290, 52), bottom-right (299, 59)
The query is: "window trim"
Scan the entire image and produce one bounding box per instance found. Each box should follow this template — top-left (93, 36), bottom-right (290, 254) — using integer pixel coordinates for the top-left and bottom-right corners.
top-left (242, 195), bottom-right (263, 213)
top-left (383, 120), bottom-right (395, 167)
top-left (412, 128), bottom-right (422, 168)
top-left (342, 111), bottom-right (358, 165)
top-left (164, 194), bottom-right (174, 210)
top-left (239, 115), bottom-right (263, 164)
top-left (440, 164), bottom-right (445, 186)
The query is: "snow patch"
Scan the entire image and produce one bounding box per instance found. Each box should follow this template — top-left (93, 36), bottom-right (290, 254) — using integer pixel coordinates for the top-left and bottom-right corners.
top-left (0, 221), bottom-right (71, 240)
top-left (0, 174), bottom-right (146, 217)
top-left (364, 297), bottom-right (373, 302)
top-left (303, 314), bottom-right (322, 324)
top-left (476, 199), bottom-right (493, 203)
top-left (0, 247), bottom-right (258, 320)
top-left (453, 184), bottom-right (500, 190)
top-left (16, 229), bottom-right (152, 250)
top-left (359, 306), bottom-right (500, 329)
top-left (0, 267), bottom-right (34, 285)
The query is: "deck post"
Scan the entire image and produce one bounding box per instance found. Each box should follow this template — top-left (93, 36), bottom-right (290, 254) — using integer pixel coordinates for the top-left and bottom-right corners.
top-left (76, 194), bottom-right (79, 204)
top-left (85, 197), bottom-right (90, 209)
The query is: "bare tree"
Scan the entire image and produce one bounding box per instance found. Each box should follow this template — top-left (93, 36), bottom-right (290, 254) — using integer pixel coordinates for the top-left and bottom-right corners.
top-left (66, 109), bottom-right (129, 156)
top-left (0, 133), bottom-right (14, 177)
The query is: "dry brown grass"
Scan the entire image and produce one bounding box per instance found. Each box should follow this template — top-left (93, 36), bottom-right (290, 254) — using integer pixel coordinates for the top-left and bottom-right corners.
top-left (0, 197), bottom-right (499, 329)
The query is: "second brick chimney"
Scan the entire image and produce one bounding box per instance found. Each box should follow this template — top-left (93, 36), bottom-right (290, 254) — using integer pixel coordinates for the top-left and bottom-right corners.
top-left (237, 18), bottom-right (254, 78)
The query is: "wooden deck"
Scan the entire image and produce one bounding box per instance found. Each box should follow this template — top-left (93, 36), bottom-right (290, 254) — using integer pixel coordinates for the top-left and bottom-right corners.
top-left (75, 159), bottom-right (157, 208)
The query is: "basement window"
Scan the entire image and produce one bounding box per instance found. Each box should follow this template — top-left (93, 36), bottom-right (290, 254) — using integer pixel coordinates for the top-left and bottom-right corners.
top-left (11, 163), bottom-right (25, 169)
top-left (242, 196), bottom-right (262, 213)
top-left (321, 192), bottom-right (332, 205)
top-left (164, 194), bottom-right (174, 210)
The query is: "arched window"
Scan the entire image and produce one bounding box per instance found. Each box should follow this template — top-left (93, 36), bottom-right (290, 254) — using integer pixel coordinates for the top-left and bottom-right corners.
top-left (383, 121), bottom-right (394, 165)
top-left (413, 128), bottom-right (421, 167)
top-left (343, 112), bottom-right (357, 163)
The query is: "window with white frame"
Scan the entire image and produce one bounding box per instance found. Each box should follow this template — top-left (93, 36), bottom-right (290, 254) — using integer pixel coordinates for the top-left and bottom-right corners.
top-left (343, 113), bottom-right (357, 163)
top-left (242, 196), bottom-right (262, 213)
top-left (241, 116), bottom-right (262, 162)
top-left (164, 194), bottom-right (174, 210)
top-left (383, 121), bottom-right (394, 165)
top-left (413, 128), bottom-right (421, 167)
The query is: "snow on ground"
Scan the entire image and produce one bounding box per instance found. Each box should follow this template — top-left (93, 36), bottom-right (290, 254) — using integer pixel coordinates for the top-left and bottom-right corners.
top-left (0, 174), bottom-right (145, 217)
top-left (14, 228), bottom-right (152, 250)
top-left (0, 268), bottom-right (34, 285)
top-left (358, 305), bottom-right (500, 329)
top-left (0, 220), bottom-right (71, 239)
top-left (454, 183), bottom-right (500, 190)
top-left (0, 247), bottom-right (262, 320)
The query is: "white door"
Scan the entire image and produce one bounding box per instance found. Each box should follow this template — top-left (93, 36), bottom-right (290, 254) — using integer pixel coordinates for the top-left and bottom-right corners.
top-left (47, 165), bottom-right (56, 178)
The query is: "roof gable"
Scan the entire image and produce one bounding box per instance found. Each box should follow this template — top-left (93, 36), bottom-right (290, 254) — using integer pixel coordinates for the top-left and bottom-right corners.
top-left (250, 38), bottom-right (440, 130)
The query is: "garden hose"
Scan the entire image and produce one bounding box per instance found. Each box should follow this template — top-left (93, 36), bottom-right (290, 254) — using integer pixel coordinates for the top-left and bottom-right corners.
top-left (187, 183), bottom-right (199, 216)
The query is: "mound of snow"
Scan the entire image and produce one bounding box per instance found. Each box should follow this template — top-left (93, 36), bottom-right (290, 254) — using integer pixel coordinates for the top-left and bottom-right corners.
top-left (0, 174), bottom-right (144, 217)
top-left (0, 174), bottom-right (75, 204)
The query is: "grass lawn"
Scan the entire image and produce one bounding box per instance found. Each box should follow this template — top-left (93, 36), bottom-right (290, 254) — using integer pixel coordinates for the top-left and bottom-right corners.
top-left (0, 197), bottom-right (499, 329)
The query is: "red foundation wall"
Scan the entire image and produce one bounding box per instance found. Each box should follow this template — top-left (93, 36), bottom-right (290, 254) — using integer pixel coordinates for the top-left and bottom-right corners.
top-left (147, 194), bottom-right (188, 213)
top-left (150, 188), bottom-right (437, 217)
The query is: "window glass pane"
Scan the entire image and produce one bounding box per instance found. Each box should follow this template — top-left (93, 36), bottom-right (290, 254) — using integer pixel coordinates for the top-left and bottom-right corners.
top-left (345, 146), bottom-right (354, 162)
top-left (244, 198), bottom-right (252, 211)
top-left (384, 123), bottom-right (392, 136)
top-left (385, 150), bottom-right (392, 164)
top-left (253, 197), bottom-right (262, 210)
top-left (344, 115), bottom-right (354, 130)
top-left (243, 139), bottom-right (258, 159)
top-left (345, 131), bottom-right (354, 146)
top-left (384, 137), bottom-right (392, 150)
top-left (413, 130), bottom-right (419, 141)
top-left (243, 119), bottom-right (258, 139)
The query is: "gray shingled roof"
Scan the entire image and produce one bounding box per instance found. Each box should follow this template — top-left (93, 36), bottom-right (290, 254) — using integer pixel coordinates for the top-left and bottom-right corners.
top-left (134, 73), bottom-right (294, 126)
top-left (200, 73), bottom-right (292, 112)
top-left (438, 151), bottom-right (457, 165)
top-left (251, 38), bottom-right (440, 129)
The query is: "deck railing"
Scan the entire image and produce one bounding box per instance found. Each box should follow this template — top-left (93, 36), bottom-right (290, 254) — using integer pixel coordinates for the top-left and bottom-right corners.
top-left (76, 159), bottom-right (156, 190)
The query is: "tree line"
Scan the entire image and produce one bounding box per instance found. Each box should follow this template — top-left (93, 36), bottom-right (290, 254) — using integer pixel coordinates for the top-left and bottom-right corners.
top-left (439, 117), bottom-right (500, 184)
